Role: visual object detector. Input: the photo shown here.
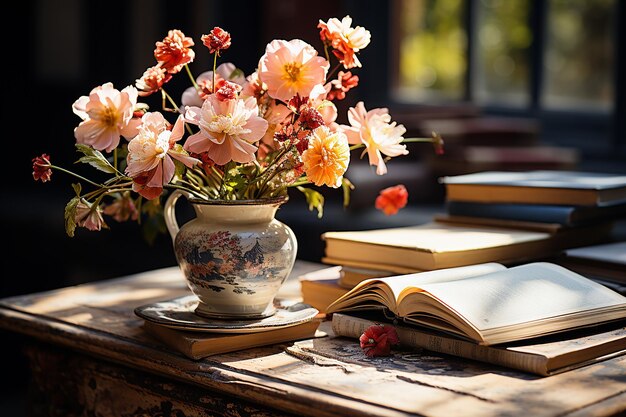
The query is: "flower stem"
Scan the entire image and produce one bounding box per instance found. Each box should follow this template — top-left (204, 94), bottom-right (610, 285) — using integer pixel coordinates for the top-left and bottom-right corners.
top-left (327, 62), bottom-right (343, 80)
top-left (184, 64), bottom-right (198, 90)
top-left (50, 165), bottom-right (104, 188)
top-left (212, 53), bottom-right (218, 91)
top-left (402, 137), bottom-right (437, 144)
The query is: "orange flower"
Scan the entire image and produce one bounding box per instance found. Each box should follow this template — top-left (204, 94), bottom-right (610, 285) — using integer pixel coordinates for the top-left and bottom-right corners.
top-left (301, 126), bottom-right (350, 187)
top-left (375, 184), bottom-right (408, 216)
top-left (154, 29), bottom-right (195, 74)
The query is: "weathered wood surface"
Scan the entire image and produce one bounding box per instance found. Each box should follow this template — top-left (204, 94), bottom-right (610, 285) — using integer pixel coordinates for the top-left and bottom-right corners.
top-left (1, 262), bottom-right (625, 417)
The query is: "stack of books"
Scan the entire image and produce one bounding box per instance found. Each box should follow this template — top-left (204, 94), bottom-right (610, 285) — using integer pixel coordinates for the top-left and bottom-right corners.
top-left (320, 170), bottom-right (626, 271)
top-left (326, 261), bottom-right (626, 376)
top-left (304, 170), bottom-right (626, 311)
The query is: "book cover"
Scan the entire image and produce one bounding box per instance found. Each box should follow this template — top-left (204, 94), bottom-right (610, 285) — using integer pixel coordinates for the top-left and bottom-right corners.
top-left (556, 241), bottom-right (626, 284)
top-left (322, 221), bottom-right (612, 271)
top-left (325, 262), bottom-right (626, 346)
top-left (143, 318), bottom-right (325, 360)
top-left (331, 312), bottom-right (626, 376)
top-left (445, 200), bottom-right (626, 226)
top-left (439, 170), bottom-right (626, 206)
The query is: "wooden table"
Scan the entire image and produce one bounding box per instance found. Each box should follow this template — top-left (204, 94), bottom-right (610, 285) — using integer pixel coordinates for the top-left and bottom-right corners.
top-left (1, 261), bottom-right (625, 417)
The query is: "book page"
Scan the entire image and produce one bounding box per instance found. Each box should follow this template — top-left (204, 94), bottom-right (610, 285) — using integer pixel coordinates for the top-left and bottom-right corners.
top-left (379, 263), bottom-right (507, 302)
top-left (416, 262), bottom-right (626, 332)
top-left (327, 263), bottom-right (506, 314)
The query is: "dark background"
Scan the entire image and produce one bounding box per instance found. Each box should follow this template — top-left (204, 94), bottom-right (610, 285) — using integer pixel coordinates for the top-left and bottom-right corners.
top-left (1, 1), bottom-right (625, 414)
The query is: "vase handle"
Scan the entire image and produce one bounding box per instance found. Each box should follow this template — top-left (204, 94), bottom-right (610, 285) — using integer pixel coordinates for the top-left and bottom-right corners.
top-left (164, 189), bottom-right (191, 242)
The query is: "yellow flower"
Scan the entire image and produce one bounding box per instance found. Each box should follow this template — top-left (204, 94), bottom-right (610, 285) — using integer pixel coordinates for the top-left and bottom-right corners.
top-left (302, 126), bottom-right (350, 188)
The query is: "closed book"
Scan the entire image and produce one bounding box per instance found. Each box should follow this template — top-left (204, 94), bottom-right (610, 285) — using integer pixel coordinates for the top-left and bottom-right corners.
top-left (143, 318), bottom-right (324, 360)
top-left (440, 170), bottom-right (626, 206)
top-left (331, 312), bottom-right (626, 376)
top-left (322, 221), bottom-right (613, 272)
top-left (445, 201), bottom-right (626, 226)
top-left (338, 266), bottom-right (397, 289)
top-left (298, 266), bottom-right (350, 312)
top-left (556, 241), bottom-right (626, 284)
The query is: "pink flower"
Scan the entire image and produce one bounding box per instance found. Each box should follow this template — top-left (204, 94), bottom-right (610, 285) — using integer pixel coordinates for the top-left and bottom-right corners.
top-left (340, 102), bottom-right (407, 175)
top-left (72, 83), bottom-right (142, 152)
top-left (136, 65), bottom-right (172, 97)
top-left (181, 63), bottom-right (245, 108)
top-left (359, 324), bottom-right (400, 357)
top-left (103, 192), bottom-right (139, 222)
top-left (318, 16), bottom-right (371, 69)
top-left (32, 153), bottom-right (52, 182)
top-left (75, 200), bottom-right (106, 232)
top-left (154, 29), bottom-right (195, 74)
top-left (184, 96), bottom-right (268, 165)
top-left (126, 112), bottom-right (199, 199)
top-left (258, 39), bottom-right (329, 102)
top-left (202, 27), bottom-right (231, 55)
top-left (375, 184), bottom-right (409, 216)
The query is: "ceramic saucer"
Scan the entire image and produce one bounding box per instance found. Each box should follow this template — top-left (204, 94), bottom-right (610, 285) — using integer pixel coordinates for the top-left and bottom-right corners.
top-left (134, 295), bottom-right (319, 333)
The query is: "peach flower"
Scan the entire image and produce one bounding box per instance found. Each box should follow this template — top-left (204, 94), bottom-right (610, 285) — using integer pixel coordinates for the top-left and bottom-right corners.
top-left (258, 39), bottom-right (329, 102)
top-left (340, 102), bottom-right (407, 175)
top-left (72, 83), bottom-right (142, 153)
top-left (136, 65), bottom-right (172, 97)
top-left (154, 29), bottom-right (195, 74)
top-left (184, 95), bottom-right (268, 165)
top-left (318, 16), bottom-right (371, 69)
top-left (126, 112), bottom-right (199, 199)
top-left (301, 126), bottom-right (350, 188)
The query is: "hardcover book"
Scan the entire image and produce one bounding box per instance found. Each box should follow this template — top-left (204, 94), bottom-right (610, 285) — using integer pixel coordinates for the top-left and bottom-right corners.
top-left (331, 312), bottom-right (626, 376)
top-left (445, 200), bottom-right (626, 226)
top-left (321, 221), bottom-right (612, 272)
top-left (325, 262), bottom-right (626, 346)
top-left (143, 318), bottom-right (324, 360)
top-left (439, 170), bottom-right (626, 206)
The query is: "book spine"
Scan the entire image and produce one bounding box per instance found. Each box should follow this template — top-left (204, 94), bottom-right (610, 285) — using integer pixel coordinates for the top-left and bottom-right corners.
top-left (331, 313), bottom-right (548, 376)
top-left (446, 201), bottom-right (575, 225)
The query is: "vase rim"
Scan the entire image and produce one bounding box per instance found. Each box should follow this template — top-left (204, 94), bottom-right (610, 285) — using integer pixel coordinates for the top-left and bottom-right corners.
top-left (186, 195), bottom-right (289, 206)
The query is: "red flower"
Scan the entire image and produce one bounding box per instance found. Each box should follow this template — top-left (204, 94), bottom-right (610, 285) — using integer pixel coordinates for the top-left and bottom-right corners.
top-left (32, 153), bottom-right (52, 182)
top-left (298, 106), bottom-right (324, 130)
top-left (375, 184), bottom-right (408, 216)
top-left (327, 71), bottom-right (359, 101)
top-left (154, 29), bottom-right (195, 74)
top-left (359, 324), bottom-right (400, 357)
top-left (202, 27), bottom-right (231, 55)
top-left (215, 80), bottom-right (242, 101)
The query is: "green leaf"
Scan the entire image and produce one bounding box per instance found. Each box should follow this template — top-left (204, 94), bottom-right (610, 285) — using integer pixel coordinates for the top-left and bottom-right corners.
top-left (341, 177), bottom-right (355, 209)
top-left (296, 186), bottom-right (325, 218)
top-left (71, 182), bottom-right (82, 196)
top-left (75, 144), bottom-right (116, 174)
top-left (141, 211), bottom-right (167, 245)
top-left (64, 196), bottom-right (80, 237)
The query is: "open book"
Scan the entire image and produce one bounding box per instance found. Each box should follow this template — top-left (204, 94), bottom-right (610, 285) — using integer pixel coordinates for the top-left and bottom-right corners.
top-left (325, 262), bottom-right (626, 346)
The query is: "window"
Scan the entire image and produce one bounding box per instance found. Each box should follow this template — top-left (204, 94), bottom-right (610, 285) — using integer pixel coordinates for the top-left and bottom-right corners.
top-left (390, 0), bottom-right (622, 155)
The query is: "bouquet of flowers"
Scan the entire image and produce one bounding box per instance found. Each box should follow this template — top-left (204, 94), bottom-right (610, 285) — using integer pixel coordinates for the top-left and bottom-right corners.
top-left (32, 16), bottom-right (443, 238)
